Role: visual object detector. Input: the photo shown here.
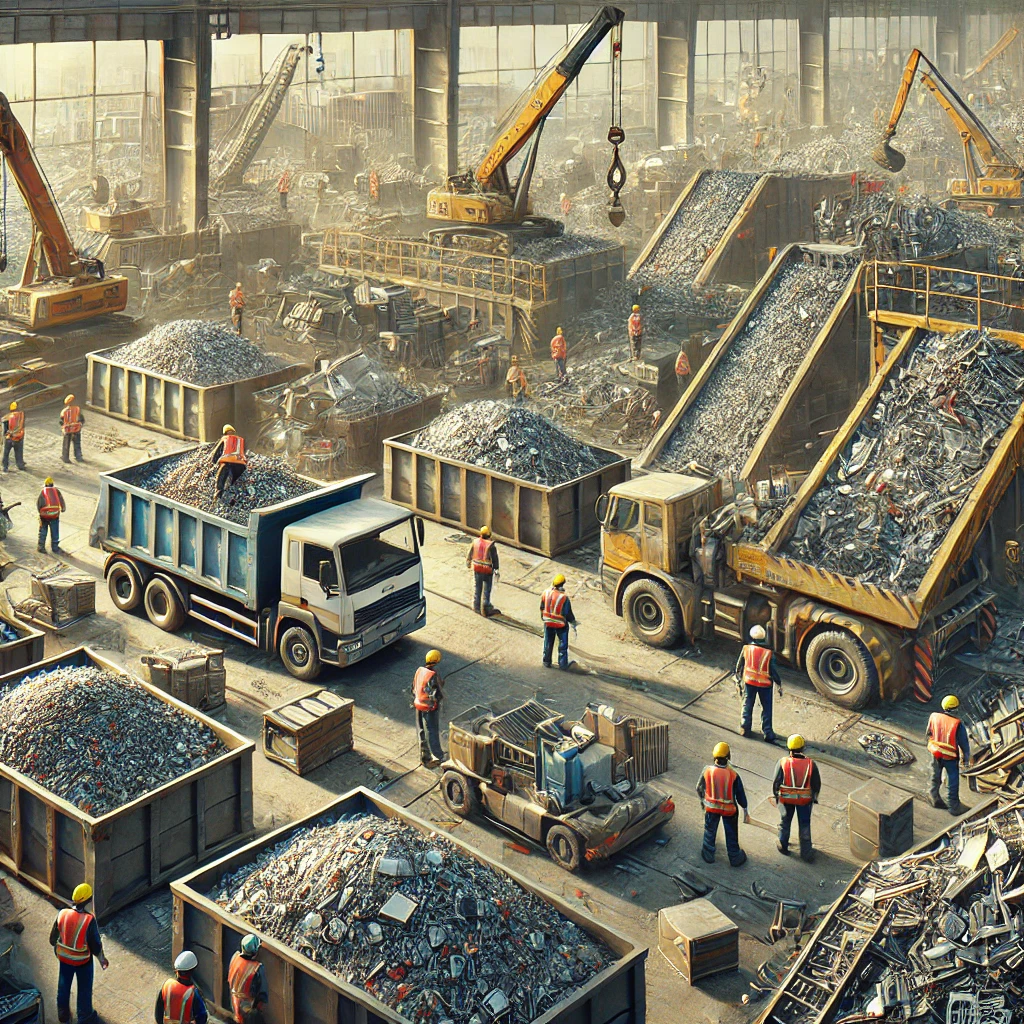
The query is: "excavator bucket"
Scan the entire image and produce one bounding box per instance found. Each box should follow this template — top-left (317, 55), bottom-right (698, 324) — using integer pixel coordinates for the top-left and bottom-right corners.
top-left (872, 135), bottom-right (906, 173)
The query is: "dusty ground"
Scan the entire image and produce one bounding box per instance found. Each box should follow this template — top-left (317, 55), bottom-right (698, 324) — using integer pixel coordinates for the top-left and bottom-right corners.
top-left (0, 405), bottom-right (976, 1024)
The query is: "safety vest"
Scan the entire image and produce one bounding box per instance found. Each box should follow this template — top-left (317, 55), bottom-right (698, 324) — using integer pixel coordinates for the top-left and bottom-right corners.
top-left (541, 588), bottom-right (568, 628)
top-left (61, 405), bottom-right (82, 434)
top-left (229, 288), bottom-right (245, 310)
top-left (702, 765), bottom-right (738, 816)
top-left (413, 666), bottom-right (439, 711)
top-left (277, 172), bottom-right (290, 194)
top-left (741, 644), bottom-right (773, 687)
top-left (550, 333), bottom-right (566, 360)
top-left (628, 312), bottom-right (643, 337)
top-left (778, 756), bottom-right (814, 805)
top-left (471, 537), bottom-right (494, 575)
top-left (39, 485), bottom-right (61, 519)
top-left (927, 712), bottom-right (961, 760)
top-left (219, 434), bottom-right (247, 465)
top-left (506, 367), bottom-right (527, 395)
top-left (6, 411), bottom-right (24, 442)
top-left (228, 952), bottom-right (261, 1021)
top-left (161, 979), bottom-right (197, 1024)
top-left (55, 908), bottom-right (93, 965)
top-left (675, 351), bottom-right (690, 377)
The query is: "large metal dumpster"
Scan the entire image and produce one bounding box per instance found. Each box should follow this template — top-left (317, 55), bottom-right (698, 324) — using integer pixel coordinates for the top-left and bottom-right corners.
top-left (0, 612), bottom-right (44, 676)
top-left (0, 647), bottom-right (254, 921)
top-left (171, 787), bottom-right (647, 1024)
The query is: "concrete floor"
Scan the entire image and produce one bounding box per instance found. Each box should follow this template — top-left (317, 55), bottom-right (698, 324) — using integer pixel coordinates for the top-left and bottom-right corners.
top-left (0, 404), bottom-right (975, 1024)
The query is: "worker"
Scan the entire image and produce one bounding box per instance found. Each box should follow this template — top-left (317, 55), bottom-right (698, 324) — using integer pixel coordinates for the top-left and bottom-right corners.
top-left (211, 424), bottom-right (247, 499)
top-left (736, 624), bottom-right (781, 743)
top-left (466, 525), bottom-right (499, 616)
top-left (277, 168), bottom-right (291, 211)
top-left (37, 476), bottom-right (65, 554)
top-left (2, 400), bottom-right (26, 471)
top-left (50, 882), bottom-right (109, 1024)
top-left (627, 303), bottom-right (643, 362)
top-left (155, 951), bottom-right (208, 1024)
top-left (229, 282), bottom-right (246, 334)
top-left (505, 356), bottom-right (528, 404)
top-left (674, 342), bottom-right (690, 392)
top-left (227, 934), bottom-right (268, 1024)
top-left (773, 734), bottom-right (821, 862)
top-left (413, 649), bottom-right (445, 767)
top-left (927, 694), bottom-right (970, 814)
top-left (59, 394), bottom-right (84, 464)
top-left (541, 573), bottom-right (576, 670)
top-left (550, 326), bottom-right (568, 380)
top-left (697, 742), bottom-right (749, 867)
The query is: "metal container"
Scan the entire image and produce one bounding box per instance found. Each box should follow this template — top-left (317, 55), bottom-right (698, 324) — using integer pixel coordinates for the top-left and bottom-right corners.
top-left (0, 647), bottom-right (253, 922)
top-left (384, 430), bottom-right (630, 556)
top-left (0, 613), bottom-right (44, 677)
top-left (141, 646), bottom-right (227, 712)
top-left (171, 787), bottom-right (647, 1024)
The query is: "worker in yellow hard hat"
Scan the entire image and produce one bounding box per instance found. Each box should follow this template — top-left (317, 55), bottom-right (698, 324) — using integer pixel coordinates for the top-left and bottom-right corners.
top-left (50, 881), bottom-right (109, 1024)
top-left (697, 741), bottom-right (749, 866)
top-left (927, 694), bottom-right (969, 814)
top-left (229, 281), bottom-right (246, 334)
top-left (413, 650), bottom-right (446, 767)
top-left (628, 303), bottom-right (643, 361)
top-left (211, 424), bottom-right (248, 499)
top-left (466, 525), bottom-right (499, 616)
top-left (772, 734), bottom-right (821, 862)
top-left (541, 573), bottom-right (576, 670)
top-left (2, 399), bottom-right (26, 471)
top-left (59, 393), bottom-right (84, 464)
top-left (37, 476), bottom-right (66, 554)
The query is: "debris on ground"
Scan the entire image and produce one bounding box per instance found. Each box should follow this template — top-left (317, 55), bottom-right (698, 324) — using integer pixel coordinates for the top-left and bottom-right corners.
top-left (858, 732), bottom-right (915, 767)
top-left (965, 680), bottom-right (1024, 796)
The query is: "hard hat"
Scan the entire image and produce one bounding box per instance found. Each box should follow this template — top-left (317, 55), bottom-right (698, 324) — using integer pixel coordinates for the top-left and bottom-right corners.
top-left (236, 282), bottom-right (242, 289)
top-left (713, 741), bottom-right (731, 760)
top-left (72, 883), bottom-right (93, 903)
top-left (941, 694), bottom-right (959, 711)
top-left (174, 951), bottom-right (198, 973)
top-left (510, 355), bottom-right (519, 364)
top-left (222, 424), bottom-right (236, 434)
top-left (44, 477), bottom-right (54, 486)
top-left (749, 624), bottom-right (767, 641)
top-left (556, 326), bottom-right (563, 333)
top-left (479, 526), bottom-right (491, 537)
top-left (64, 394), bottom-right (75, 405)
top-left (425, 649), bottom-right (442, 665)
top-left (240, 934), bottom-right (261, 955)
top-left (8, 402), bottom-right (16, 411)
top-left (632, 304), bottom-right (640, 311)
top-left (787, 734), bottom-right (805, 751)
top-left (552, 573), bottom-right (566, 587)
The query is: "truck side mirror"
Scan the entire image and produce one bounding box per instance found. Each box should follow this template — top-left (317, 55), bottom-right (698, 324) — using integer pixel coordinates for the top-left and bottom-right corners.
top-left (595, 494), bottom-right (609, 525)
top-left (318, 561), bottom-right (335, 595)
top-left (415, 517), bottom-right (425, 545)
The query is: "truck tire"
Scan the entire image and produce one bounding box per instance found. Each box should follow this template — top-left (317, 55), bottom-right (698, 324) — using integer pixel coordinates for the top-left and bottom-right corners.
top-left (279, 624), bottom-right (322, 681)
top-left (108, 560), bottom-right (142, 612)
top-left (622, 578), bottom-right (682, 648)
top-left (805, 629), bottom-right (878, 709)
top-left (440, 770), bottom-right (479, 817)
top-left (545, 824), bottom-right (583, 872)
top-left (143, 576), bottom-right (186, 632)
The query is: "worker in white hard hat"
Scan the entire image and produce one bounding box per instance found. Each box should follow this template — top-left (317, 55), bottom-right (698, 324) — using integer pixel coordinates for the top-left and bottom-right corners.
top-left (156, 950), bottom-right (208, 1024)
top-left (735, 624), bottom-right (781, 743)
top-left (926, 694), bottom-right (970, 815)
top-left (772, 735), bottom-right (821, 862)
top-left (50, 882), bottom-right (109, 1024)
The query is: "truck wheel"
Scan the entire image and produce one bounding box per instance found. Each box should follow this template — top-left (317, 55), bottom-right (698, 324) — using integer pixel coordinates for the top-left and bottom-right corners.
top-left (805, 629), bottom-right (878, 709)
top-left (108, 560), bottom-right (142, 612)
top-left (279, 625), bottom-right (322, 681)
top-left (440, 770), bottom-right (479, 817)
top-left (144, 577), bottom-right (186, 632)
top-left (622, 578), bottom-right (682, 648)
top-left (546, 825), bottom-right (583, 872)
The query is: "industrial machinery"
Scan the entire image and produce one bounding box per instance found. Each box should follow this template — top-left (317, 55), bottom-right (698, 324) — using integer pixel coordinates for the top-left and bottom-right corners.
top-left (0, 93), bottom-right (127, 328)
top-left (873, 49), bottom-right (1024, 216)
top-left (962, 26), bottom-right (1019, 83)
top-left (426, 5), bottom-right (626, 249)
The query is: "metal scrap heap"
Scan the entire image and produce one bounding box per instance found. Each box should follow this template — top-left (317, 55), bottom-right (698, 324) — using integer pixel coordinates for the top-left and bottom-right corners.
top-left (0, 666), bottom-right (225, 816)
top-left (965, 680), bottom-right (1024, 797)
top-left (781, 328), bottom-right (1024, 593)
top-left (209, 813), bottom-right (613, 1024)
top-left (411, 401), bottom-right (616, 485)
top-left (107, 319), bottom-right (285, 386)
top-left (656, 251), bottom-right (861, 477)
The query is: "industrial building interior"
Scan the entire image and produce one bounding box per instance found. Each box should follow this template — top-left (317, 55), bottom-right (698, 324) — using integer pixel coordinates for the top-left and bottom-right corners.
top-left (1, 1), bottom-right (1024, 1022)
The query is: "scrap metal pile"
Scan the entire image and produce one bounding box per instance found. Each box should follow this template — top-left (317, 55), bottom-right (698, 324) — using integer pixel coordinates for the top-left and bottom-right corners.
top-left (655, 251), bottom-right (861, 478)
top-left (965, 680), bottom-right (1024, 797)
top-left (411, 401), bottom-right (615, 485)
top-left (106, 320), bottom-right (285, 386)
top-left (209, 813), bottom-right (613, 1023)
top-left (0, 666), bottom-right (225, 815)
top-left (780, 328), bottom-right (1024, 593)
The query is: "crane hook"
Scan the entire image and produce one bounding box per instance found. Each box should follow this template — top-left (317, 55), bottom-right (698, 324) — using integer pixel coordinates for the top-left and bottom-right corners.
top-left (606, 126), bottom-right (626, 227)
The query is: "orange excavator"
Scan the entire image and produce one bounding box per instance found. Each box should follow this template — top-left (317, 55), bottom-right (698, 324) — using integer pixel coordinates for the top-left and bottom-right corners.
top-left (0, 92), bottom-right (127, 328)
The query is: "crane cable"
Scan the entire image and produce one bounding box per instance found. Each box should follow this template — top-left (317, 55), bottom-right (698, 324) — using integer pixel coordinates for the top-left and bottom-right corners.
top-left (606, 22), bottom-right (626, 225)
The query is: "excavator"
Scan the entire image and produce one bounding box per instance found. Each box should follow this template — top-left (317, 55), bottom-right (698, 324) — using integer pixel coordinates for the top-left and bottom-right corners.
top-left (0, 93), bottom-right (127, 328)
top-left (872, 48), bottom-right (1024, 216)
top-left (426, 5), bottom-right (626, 251)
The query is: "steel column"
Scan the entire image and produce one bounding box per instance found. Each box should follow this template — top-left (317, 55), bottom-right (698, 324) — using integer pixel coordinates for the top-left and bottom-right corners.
top-left (413, 0), bottom-right (460, 176)
top-left (798, 0), bottom-right (830, 127)
top-left (656, 14), bottom-right (696, 147)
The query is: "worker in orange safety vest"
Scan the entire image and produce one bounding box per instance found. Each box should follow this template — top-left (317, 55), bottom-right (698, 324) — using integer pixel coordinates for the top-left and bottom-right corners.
top-left (541, 573), bottom-right (576, 670)
top-left (927, 694), bottom-right (970, 814)
top-left (211, 424), bottom-right (248, 499)
top-left (277, 168), bottom-right (291, 211)
top-left (49, 882), bottom-right (109, 1024)
top-left (697, 742), bottom-right (749, 866)
top-left (413, 649), bottom-right (445, 766)
top-left (550, 326), bottom-right (568, 380)
top-left (154, 951), bottom-right (208, 1024)
top-left (59, 394), bottom-right (84, 464)
top-left (505, 356), bottom-right (528, 404)
top-left (227, 934), bottom-right (268, 1023)
top-left (736, 624), bottom-right (781, 742)
top-left (674, 342), bottom-right (690, 392)
top-left (465, 525), bottom-right (499, 616)
top-left (772, 734), bottom-right (821, 862)
top-left (229, 282), bottom-right (246, 334)
top-left (627, 303), bottom-right (643, 361)
top-left (37, 476), bottom-right (65, 554)
top-left (3, 400), bottom-right (26, 471)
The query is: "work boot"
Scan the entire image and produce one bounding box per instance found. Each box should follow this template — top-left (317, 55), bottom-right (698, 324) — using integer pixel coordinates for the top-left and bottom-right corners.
top-left (763, 734), bottom-right (777, 744)
top-left (701, 849), bottom-right (715, 864)
top-left (949, 802), bottom-right (966, 816)
top-left (739, 727), bottom-right (752, 738)
top-left (776, 840), bottom-right (790, 855)
top-left (929, 793), bottom-right (947, 809)
top-left (729, 850), bottom-right (747, 868)
top-left (800, 847), bottom-right (816, 863)
top-left (36, 545), bottom-right (45, 553)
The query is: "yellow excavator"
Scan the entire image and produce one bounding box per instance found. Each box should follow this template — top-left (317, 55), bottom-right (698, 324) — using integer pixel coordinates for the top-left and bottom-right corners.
top-left (0, 92), bottom-right (127, 328)
top-left (873, 49), bottom-right (1024, 216)
top-left (426, 5), bottom-right (625, 250)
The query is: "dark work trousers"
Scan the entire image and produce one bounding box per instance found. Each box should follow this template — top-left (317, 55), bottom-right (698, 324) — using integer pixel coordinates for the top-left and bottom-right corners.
top-left (3, 438), bottom-right (24, 470)
top-left (473, 573), bottom-right (493, 613)
top-left (38, 517), bottom-right (59, 552)
top-left (61, 431), bottom-right (82, 462)
top-left (543, 625), bottom-right (569, 669)
top-left (232, 309), bottom-right (244, 334)
top-left (553, 357), bottom-right (566, 379)
top-left (216, 462), bottom-right (246, 498)
top-left (778, 802), bottom-right (813, 858)
top-left (702, 811), bottom-right (746, 866)
top-left (279, 192), bottom-right (288, 211)
top-left (57, 960), bottom-right (96, 1023)
top-left (416, 708), bottom-right (443, 763)
top-left (930, 756), bottom-right (961, 809)
top-left (741, 684), bottom-right (775, 740)
top-left (629, 333), bottom-right (642, 361)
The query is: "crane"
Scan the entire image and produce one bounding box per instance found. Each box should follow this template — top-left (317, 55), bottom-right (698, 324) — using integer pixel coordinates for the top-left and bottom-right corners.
top-left (426, 5), bottom-right (625, 250)
top-left (872, 49), bottom-right (1024, 216)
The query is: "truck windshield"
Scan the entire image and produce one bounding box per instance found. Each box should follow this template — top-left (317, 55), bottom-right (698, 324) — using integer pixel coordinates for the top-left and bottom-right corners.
top-left (340, 518), bottom-right (418, 594)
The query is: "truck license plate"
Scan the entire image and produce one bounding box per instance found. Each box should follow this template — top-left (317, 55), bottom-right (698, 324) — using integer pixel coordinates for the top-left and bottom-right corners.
top-left (383, 630), bottom-right (397, 645)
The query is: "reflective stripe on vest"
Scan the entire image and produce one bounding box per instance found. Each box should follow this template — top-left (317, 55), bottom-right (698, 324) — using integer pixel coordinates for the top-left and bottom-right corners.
top-left (62, 406), bottom-right (82, 433)
top-left (742, 644), bottom-right (773, 687)
top-left (7, 411), bottom-right (24, 442)
top-left (675, 351), bottom-right (690, 376)
top-left (162, 979), bottom-right (197, 1024)
top-left (228, 953), bottom-right (261, 1021)
top-left (779, 756), bottom-right (814, 805)
top-left (55, 908), bottom-right (92, 965)
top-left (229, 289), bottom-right (245, 309)
top-left (471, 537), bottom-right (494, 575)
top-left (703, 765), bottom-right (738, 816)
top-left (927, 712), bottom-right (961, 760)
top-left (413, 667), bottom-right (439, 711)
top-left (40, 485), bottom-right (61, 519)
top-left (541, 588), bottom-right (567, 627)
top-left (219, 434), bottom-right (247, 465)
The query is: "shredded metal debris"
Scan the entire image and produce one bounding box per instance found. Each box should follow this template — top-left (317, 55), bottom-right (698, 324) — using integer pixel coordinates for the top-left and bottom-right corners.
top-left (857, 732), bottom-right (915, 767)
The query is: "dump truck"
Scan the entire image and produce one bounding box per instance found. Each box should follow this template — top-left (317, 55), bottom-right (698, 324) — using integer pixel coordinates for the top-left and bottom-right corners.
top-left (90, 453), bottom-right (426, 680)
top-left (441, 699), bottom-right (674, 871)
